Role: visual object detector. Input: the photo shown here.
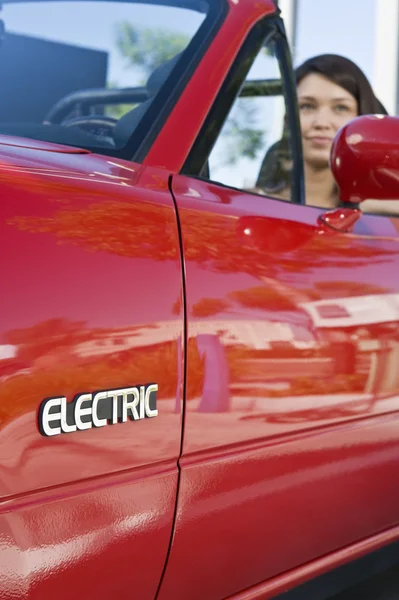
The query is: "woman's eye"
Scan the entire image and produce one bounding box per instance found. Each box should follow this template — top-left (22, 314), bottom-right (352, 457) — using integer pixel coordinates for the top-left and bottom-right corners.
top-left (334, 104), bottom-right (351, 113)
top-left (299, 103), bottom-right (315, 111)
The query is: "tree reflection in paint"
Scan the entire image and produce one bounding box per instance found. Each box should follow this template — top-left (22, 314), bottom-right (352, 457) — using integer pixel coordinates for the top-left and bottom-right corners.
top-left (4, 185), bottom-right (399, 424)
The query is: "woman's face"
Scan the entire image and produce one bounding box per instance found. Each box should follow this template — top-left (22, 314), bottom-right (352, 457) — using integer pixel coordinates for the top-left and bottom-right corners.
top-left (297, 73), bottom-right (358, 169)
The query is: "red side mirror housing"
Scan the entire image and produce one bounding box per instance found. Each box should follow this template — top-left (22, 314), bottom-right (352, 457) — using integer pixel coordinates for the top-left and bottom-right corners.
top-left (331, 115), bottom-right (399, 203)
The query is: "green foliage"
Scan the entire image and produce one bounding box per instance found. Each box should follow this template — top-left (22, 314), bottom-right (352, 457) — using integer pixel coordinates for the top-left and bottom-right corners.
top-left (105, 82), bottom-right (137, 120)
top-left (111, 22), bottom-right (265, 167)
top-left (106, 23), bottom-right (188, 118)
top-left (105, 102), bottom-right (135, 119)
top-left (115, 22), bottom-right (189, 77)
top-left (221, 98), bottom-right (264, 167)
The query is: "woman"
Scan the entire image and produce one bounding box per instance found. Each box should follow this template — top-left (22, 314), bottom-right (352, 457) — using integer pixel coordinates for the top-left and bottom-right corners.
top-left (257, 54), bottom-right (392, 212)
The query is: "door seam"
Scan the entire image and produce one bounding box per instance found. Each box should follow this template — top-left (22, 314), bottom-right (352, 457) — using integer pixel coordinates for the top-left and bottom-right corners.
top-left (154, 174), bottom-right (188, 600)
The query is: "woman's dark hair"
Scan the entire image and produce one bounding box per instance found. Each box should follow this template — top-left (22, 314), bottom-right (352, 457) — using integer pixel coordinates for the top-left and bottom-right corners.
top-left (295, 54), bottom-right (387, 115)
top-left (256, 54), bottom-right (387, 192)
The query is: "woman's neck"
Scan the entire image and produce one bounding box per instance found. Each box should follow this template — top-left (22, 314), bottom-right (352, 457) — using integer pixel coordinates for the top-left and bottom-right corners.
top-left (304, 163), bottom-right (339, 209)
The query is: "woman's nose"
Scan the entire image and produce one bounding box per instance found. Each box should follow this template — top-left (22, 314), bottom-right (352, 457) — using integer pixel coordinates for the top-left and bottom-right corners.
top-left (312, 108), bottom-right (332, 128)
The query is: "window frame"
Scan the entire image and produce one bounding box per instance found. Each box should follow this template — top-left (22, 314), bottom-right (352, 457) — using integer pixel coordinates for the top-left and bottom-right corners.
top-left (181, 14), bottom-right (305, 206)
top-left (131, 0), bottom-right (229, 162)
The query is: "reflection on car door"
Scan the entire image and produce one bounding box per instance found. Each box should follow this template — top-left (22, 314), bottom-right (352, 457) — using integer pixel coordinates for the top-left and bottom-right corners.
top-left (158, 175), bottom-right (399, 600)
top-left (0, 159), bottom-right (183, 600)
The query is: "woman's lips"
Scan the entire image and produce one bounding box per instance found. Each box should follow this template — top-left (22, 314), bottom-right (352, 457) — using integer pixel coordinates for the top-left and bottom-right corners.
top-left (308, 136), bottom-right (332, 147)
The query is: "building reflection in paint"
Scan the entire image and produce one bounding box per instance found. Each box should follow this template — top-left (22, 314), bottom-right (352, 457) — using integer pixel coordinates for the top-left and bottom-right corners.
top-left (185, 291), bottom-right (399, 435)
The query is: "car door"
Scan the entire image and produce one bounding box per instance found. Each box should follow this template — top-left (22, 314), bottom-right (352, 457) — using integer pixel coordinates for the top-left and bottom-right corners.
top-left (157, 18), bottom-right (399, 600)
top-left (0, 149), bottom-right (184, 599)
top-left (0, 0), bottom-right (223, 596)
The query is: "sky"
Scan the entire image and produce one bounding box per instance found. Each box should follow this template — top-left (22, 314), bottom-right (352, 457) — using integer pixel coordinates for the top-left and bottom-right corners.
top-left (2, 0), bottom-right (378, 86)
top-left (291, 0), bottom-right (399, 115)
top-left (2, 1), bottom-right (205, 87)
top-left (294, 0), bottom-right (376, 83)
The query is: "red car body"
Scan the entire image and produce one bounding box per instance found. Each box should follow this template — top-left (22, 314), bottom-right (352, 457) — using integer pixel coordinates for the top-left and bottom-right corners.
top-left (1, 0), bottom-right (399, 598)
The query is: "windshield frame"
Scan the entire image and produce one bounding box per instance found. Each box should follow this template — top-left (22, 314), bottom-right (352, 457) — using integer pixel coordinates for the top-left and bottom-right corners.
top-left (0, 0), bottom-right (228, 161)
top-left (2, 0), bottom-right (209, 8)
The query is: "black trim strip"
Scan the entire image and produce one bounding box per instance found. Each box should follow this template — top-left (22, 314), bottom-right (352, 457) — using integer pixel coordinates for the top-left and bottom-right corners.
top-left (273, 540), bottom-right (399, 600)
top-left (275, 17), bottom-right (305, 205)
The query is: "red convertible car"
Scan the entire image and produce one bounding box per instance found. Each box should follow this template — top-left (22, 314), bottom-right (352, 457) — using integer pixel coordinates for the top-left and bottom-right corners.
top-left (1, 0), bottom-right (399, 598)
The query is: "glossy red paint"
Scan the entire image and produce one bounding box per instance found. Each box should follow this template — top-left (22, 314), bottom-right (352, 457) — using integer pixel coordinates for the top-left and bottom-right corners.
top-left (331, 115), bottom-right (399, 203)
top-left (318, 207), bottom-right (361, 232)
top-left (157, 174), bottom-right (399, 600)
top-left (0, 141), bottom-right (184, 598)
top-left (0, 135), bottom-right (90, 153)
top-left (227, 524), bottom-right (399, 599)
top-left (2, 1), bottom-right (399, 599)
